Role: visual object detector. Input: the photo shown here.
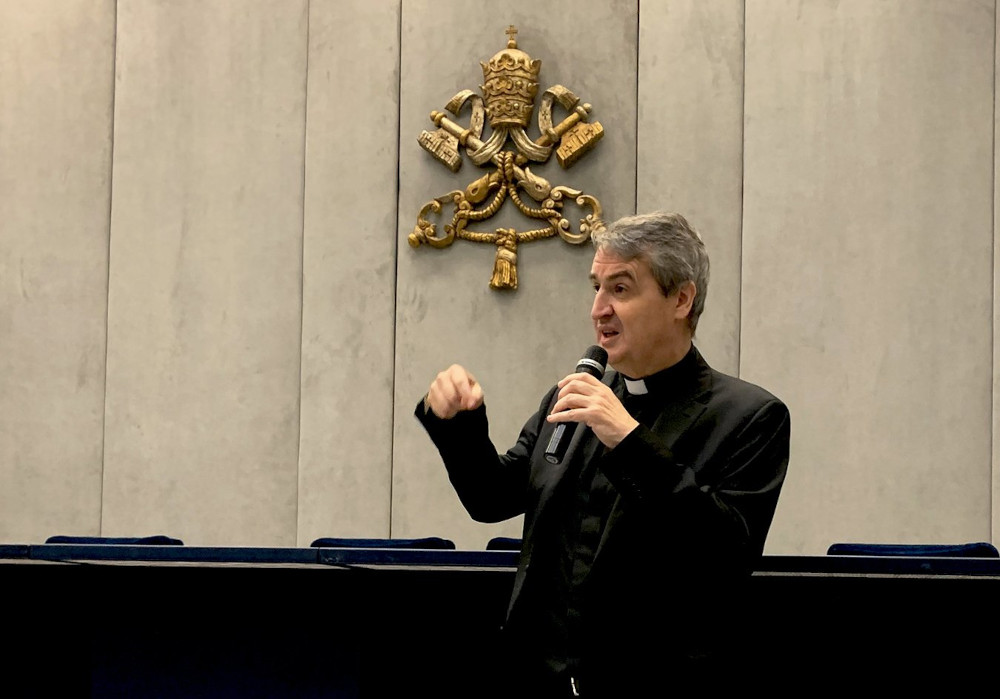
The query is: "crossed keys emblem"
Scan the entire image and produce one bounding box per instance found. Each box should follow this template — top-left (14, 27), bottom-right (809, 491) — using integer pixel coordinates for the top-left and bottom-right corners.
top-left (408, 26), bottom-right (605, 290)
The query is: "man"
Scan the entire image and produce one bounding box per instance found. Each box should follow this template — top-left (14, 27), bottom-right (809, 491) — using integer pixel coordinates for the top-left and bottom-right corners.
top-left (416, 211), bottom-right (790, 697)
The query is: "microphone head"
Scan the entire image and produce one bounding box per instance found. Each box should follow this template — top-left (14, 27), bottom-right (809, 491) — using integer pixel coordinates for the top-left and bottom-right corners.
top-left (575, 345), bottom-right (608, 379)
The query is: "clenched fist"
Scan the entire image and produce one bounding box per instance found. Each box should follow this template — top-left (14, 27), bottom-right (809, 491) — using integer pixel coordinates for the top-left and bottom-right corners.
top-left (426, 364), bottom-right (484, 419)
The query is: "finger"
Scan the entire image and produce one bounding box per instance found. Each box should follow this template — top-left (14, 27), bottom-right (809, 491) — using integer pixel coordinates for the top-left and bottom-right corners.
top-left (449, 367), bottom-right (481, 407)
top-left (546, 406), bottom-right (584, 423)
top-left (556, 372), bottom-right (602, 389)
top-left (427, 382), bottom-right (458, 418)
top-left (549, 391), bottom-right (591, 416)
top-left (556, 377), bottom-right (607, 403)
top-left (429, 367), bottom-right (466, 416)
top-left (439, 369), bottom-right (467, 402)
top-left (464, 378), bottom-right (484, 410)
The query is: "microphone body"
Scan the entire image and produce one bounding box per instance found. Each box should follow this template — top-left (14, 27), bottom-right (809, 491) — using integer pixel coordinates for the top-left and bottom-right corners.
top-left (543, 345), bottom-right (609, 465)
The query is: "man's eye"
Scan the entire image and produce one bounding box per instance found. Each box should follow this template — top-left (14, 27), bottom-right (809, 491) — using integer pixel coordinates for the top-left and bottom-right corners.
top-left (614, 285), bottom-right (627, 294)
top-left (592, 284), bottom-right (600, 293)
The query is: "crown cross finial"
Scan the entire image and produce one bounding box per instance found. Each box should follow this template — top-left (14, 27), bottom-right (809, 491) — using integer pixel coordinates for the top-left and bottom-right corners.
top-left (505, 25), bottom-right (518, 48)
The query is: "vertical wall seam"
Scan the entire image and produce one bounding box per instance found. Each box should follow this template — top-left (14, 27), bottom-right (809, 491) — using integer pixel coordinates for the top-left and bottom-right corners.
top-left (737, 0), bottom-right (747, 379)
top-left (100, 0), bottom-right (120, 536)
top-left (295, 0), bottom-right (311, 546)
top-left (388, 0), bottom-right (402, 538)
top-left (634, 0), bottom-right (640, 214)
top-left (992, 0), bottom-right (998, 545)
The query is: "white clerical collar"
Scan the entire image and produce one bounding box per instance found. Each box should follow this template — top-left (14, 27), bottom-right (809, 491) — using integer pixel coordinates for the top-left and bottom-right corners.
top-left (624, 377), bottom-right (648, 395)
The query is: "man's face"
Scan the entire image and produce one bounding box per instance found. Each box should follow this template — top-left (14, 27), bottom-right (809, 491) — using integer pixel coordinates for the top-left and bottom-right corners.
top-left (589, 248), bottom-right (693, 378)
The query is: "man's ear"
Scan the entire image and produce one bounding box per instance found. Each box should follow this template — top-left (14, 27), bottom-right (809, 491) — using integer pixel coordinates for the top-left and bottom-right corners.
top-left (674, 281), bottom-right (696, 320)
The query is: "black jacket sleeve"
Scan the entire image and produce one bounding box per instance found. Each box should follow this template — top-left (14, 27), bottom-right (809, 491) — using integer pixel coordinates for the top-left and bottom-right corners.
top-left (600, 395), bottom-right (790, 564)
top-left (414, 386), bottom-right (558, 524)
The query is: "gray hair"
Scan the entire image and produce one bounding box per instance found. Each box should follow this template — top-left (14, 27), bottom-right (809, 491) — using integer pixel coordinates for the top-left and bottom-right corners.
top-left (591, 211), bottom-right (710, 333)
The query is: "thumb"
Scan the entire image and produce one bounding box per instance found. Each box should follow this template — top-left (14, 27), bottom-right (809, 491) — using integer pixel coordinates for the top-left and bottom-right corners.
top-left (465, 375), bottom-right (484, 409)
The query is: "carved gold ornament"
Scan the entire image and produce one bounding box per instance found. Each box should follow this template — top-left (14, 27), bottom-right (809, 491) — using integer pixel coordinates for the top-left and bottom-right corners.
top-left (409, 26), bottom-right (605, 290)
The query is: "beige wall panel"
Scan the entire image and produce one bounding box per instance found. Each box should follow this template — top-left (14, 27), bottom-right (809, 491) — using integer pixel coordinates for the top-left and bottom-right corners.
top-left (743, 0), bottom-right (994, 554)
top-left (297, 0), bottom-right (400, 545)
top-left (637, 0), bottom-right (744, 376)
top-left (393, 0), bottom-right (638, 549)
top-left (0, 2), bottom-right (115, 542)
top-left (103, 0), bottom-right (308, 545)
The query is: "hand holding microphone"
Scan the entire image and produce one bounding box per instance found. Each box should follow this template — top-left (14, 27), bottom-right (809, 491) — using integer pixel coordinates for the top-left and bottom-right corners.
top-left (544, 346), bottom-right (639, 462)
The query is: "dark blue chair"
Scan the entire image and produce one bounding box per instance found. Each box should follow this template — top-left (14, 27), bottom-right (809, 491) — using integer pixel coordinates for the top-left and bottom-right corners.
top-left (310, 537), bottom-right (455, 549)
top-left (827, 541), bottom-right (998, 557)
top-left (486, 536), bottom-right (522, 551)
top-left (45, 535), bottom-right (184, 545)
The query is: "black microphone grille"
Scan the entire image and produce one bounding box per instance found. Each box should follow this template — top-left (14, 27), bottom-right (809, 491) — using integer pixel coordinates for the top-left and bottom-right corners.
top-left (576, 345), bottom-right (608, 378)
top-left (583, 345), bottom-right (608, 363)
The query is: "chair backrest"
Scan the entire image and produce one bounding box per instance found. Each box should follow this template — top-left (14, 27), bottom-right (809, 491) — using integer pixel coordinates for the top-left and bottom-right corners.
top-left (485, 536), bottom-right (522, 551)
top-left (309, 536), bottom-right (456, 549)
top-left (44, 535), bottom-right (184, 545)
top-left (826, 542), bottom-right (998, 557)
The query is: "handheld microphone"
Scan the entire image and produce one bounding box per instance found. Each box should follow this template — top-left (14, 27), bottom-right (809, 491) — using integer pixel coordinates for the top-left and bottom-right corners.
top-left (543, 345), bottom-right (609, 465)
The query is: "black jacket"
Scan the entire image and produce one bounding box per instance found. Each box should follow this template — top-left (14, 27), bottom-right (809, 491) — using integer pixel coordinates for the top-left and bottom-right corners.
top-left (417, 346), bottom-right (790, 696)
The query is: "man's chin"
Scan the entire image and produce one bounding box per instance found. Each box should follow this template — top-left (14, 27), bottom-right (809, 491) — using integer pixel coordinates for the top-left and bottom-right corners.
top-left (604, 349), bottom-right (627, 373)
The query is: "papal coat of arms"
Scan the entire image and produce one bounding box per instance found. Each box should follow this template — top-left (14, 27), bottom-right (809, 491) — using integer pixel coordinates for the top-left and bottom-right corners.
top-left (408, 26), bottom-right (605, 290)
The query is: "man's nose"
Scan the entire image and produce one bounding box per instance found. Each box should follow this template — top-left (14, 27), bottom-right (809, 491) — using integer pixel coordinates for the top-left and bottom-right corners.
top-left (591, 292), bottom-right (612, 321)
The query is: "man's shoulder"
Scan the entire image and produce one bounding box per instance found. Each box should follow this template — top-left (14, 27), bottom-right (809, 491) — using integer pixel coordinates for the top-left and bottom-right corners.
top-left (697, 367), bottom-right (790, 447)
top-left (703, 362), bottom-right (786, 415)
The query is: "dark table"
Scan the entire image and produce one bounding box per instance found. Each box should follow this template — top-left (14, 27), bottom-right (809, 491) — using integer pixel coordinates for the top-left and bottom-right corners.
top-left (3, 544), bottom-right (997, 696)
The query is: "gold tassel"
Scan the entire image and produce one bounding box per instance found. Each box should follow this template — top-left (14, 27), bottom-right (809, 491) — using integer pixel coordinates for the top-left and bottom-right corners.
top-left (490, 230), bottom-right (518, 290)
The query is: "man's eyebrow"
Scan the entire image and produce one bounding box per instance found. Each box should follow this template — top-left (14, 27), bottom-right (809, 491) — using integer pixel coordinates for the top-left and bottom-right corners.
top-left (589, 270), bottom-right (636, 283)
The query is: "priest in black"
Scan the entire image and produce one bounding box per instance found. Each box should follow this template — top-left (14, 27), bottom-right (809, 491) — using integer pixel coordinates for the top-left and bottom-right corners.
top-left (416, 211), bottom-right (790, 697)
